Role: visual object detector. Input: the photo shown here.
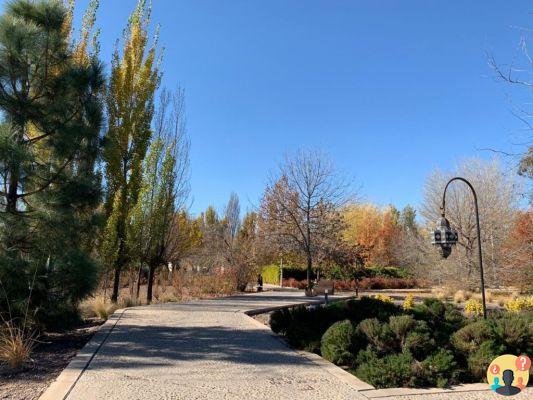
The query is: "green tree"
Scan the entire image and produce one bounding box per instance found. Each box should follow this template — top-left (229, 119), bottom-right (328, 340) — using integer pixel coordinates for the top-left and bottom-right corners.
top-left (130, 88), bottom-right (190, 302)
top-left (102, 0), bottom-right (160, 302)
top-left (0, 0), bottom-right (104, 327)
top-left (399, 205), bottom-right (418, 235)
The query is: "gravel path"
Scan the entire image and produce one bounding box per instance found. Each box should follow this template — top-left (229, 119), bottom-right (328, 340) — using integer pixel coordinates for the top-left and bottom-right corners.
top-left (62, 292), bottom-right (531, 400)
top-left (65, 292), bottom-right (366, 400)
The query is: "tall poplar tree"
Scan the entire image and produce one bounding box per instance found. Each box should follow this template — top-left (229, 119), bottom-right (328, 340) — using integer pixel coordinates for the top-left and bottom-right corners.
top-left (102, 0), bottom-right (160, 302)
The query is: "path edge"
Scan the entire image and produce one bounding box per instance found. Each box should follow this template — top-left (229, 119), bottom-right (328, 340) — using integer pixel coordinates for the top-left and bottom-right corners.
top-left (39, 308), bottom-right (127, 400)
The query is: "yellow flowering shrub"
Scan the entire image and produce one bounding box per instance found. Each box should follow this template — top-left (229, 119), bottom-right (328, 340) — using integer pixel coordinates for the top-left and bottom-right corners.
top-left (373, 294), bottom-right (393, 303)
top-left (464, 299), bottom-right (484, 317)
top-left (504, 296), bottom-right (533, 313)
top-left (402, 294), bottom-right (414, 310)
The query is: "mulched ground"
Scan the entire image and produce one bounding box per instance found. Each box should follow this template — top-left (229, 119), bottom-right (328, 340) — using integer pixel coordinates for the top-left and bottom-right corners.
top-left (0, 320), bottom-right (101, 400)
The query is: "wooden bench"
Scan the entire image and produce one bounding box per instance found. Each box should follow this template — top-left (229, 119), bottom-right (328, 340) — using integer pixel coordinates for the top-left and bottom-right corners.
top-left (312, 279), bottom-right (334, 296)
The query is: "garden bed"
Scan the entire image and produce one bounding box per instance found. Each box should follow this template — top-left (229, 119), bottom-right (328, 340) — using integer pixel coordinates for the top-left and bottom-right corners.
top-left (265, 296), bottom-right (533, 390)
top-left (0, 320), bottom-right (101, 400)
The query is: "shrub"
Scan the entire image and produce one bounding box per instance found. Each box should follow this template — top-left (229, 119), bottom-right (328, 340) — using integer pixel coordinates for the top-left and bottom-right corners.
top-left (452, 313), bottom-right (533, 380)
top-left (358, 315), bottom-right (433, 358)
top-left (403, 294), bottom-right (414, 310)
top-left (270, 308), bottom-right (294, 334)
top-left (355, 349), bottom-right (414, 388)
top-left (464, 299), bottom-right (484, 317)
top-left (346, 297), bottom-right (400, 324)
top-left (92, 300), bottom-right (118, 321)
top-left (321, 319), bottom-right (357, 365)
top-left (357, 318), bottom-right (395, 353)
top-left (366, 265), bottom-right (410, 279)
top-left (404, 329), bottom-right (434, 360)
top-left (410, 298), bottom-right (465, 346)
top-left (452, 320), bottom-right (492, 354)
top-left (388, 315), bottom-right (417, 343)
top-left (453, 290), bottom-right (472, 304)
top-left (0, 321), bottom-right (35, 370)
top-left (372, 294), bottom-right (394, 303)
top-left (467, 340), bottom-right (503, 380)
top-left (419, 349), bottom-right (459, 388)
top-left (504, 296), bottom-right (533, 313)
top-left (359, 277), bottom-right (418, 289)
top-left (488, 312), bottom-right (533, 355)
top-left (272, 304), bottom-right (348, 352)
top-left (282, 278), bottom-right (307, 289)
top-left (334, 280), bottom-right (355, 291)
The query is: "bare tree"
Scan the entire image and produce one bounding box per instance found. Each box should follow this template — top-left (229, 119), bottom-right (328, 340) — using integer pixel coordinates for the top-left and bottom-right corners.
top-left (421, 158), bottom-right (520, 289)
top-left (259, 150), bottom-right (351, 289)
top-left (489, 29), bottom-right (533, 192)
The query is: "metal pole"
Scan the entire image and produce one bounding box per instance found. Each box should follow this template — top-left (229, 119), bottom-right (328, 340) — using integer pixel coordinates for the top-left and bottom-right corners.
top-left (280, 257), bottom-right (283, 287)
top-left (442, 177), bottom-right (487, 319)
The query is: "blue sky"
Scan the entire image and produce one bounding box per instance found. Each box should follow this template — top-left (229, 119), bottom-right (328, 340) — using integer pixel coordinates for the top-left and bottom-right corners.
top-left (68, 0), bottom-right (531, 215)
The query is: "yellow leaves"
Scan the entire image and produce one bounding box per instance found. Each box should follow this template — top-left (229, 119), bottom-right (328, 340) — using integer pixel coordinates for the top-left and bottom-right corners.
top-left (464, 299), bottom-right (483, 317)
top-left (372, 294), bottom-right (394, 303)
top-left (402, 294), bottom-right (415, 310)
top-left (504, 296), bottom-right (533, 313)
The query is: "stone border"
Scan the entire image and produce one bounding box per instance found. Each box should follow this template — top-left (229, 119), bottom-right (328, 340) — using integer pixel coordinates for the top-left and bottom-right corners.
top-left (39, 308), bottom-right (127, 400)
top-left (359, 384), bottom-right (490, 398)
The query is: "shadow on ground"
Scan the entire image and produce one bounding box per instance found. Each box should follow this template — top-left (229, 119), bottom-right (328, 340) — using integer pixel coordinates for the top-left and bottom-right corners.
top-left (86, 322), bottom-right (312, 371)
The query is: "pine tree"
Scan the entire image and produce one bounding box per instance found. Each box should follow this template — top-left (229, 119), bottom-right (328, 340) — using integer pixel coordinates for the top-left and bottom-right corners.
top-left (0, 0), bottom-right (104, 327)
top-left (102, 0), bottom-right (160, 302)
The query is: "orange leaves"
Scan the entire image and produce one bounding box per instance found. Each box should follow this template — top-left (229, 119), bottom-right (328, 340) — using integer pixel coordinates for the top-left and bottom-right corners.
top-left (343, 204), bottom-right (401, 267)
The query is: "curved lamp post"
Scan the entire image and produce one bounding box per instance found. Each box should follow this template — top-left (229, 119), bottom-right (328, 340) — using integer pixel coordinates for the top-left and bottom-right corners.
top-left (430, 177), bottom-right (487, 319)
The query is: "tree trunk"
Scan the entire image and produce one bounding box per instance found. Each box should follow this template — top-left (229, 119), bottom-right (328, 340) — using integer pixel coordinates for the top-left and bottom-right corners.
top-left (306, 253), bottom-right (312, 288)
top-left (146, 264), bottom-right (156, 303)
top-left (111, 266), bottom-right (121, 303)
top-left (136, 262), bottom-right (143, 299)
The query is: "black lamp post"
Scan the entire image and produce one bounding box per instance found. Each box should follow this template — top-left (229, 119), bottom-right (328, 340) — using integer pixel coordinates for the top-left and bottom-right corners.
top-left (431, 177), bottom-right (487, 319)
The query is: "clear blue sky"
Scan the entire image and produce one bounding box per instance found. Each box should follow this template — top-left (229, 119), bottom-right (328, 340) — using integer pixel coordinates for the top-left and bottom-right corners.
top-left (68, 0), bottom-right (531, 215)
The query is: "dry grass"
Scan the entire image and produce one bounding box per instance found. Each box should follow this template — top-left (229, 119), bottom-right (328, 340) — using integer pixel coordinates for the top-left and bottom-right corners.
top-left (0, 321), bottom-right (35, 370)
top-left (453, 290), bottom-right (473, 303)
top-left (431, 287), bottom-right (454, 301)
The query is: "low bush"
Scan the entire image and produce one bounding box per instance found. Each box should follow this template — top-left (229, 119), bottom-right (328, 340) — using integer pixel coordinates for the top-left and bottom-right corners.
top-left (0, 321), bottom-right (35, 370)
top-left (453, 290), bottom-right (472, 304)
top-left (402, 294), bottom-right (414, 310)
top-left (321, 319), bottom-right (357, 365)
top-left (504, 296), bottom-right (533, 312)
top-left (355, 349), bottom-right (413, 389)
top-left (282, 278), bottom-right (307, 289)
top-left (359, 277), bottom-right (418, 290)
top-left (345, 296), bottom-right (401, 324)
top-left (357, 315), bottom-right (433, 358)
top-left (452, 312), bottom-right (533, 380)
top-left (334, 280), bottom-right (355, 291)
top-left (372, 294), bottom-right (394, 303)
top-left (464, 299), bottom-right (484, 317)
top-left (91, 299), bottom-right (118, 321)
top-left (410, 298), bottom-right (465, 347)
top-left (419, 349), bottom-right (459, 388)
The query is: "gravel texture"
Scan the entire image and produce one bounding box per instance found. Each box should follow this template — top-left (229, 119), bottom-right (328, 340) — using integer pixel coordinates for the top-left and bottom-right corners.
top-left (62, 292), bottom-right (531, 400)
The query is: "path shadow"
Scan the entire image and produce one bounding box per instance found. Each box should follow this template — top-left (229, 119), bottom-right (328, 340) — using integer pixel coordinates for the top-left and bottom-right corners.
top-left (85, 321), bottom-right (312, 371)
